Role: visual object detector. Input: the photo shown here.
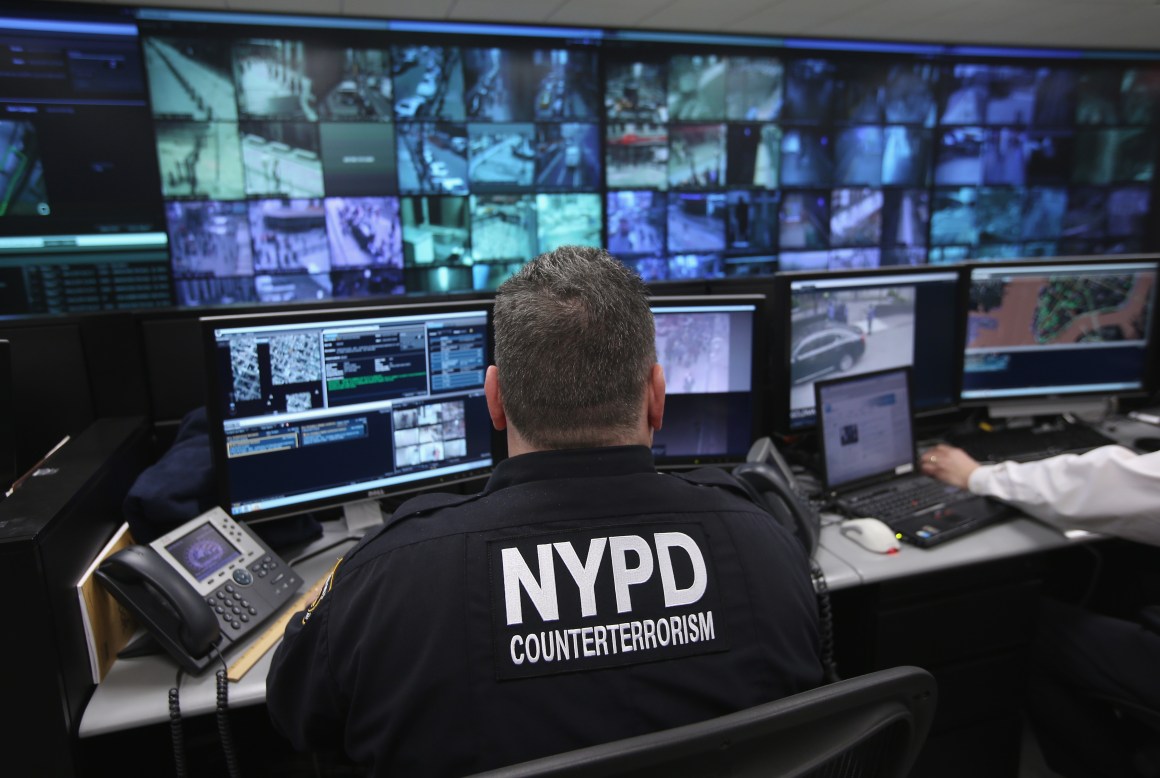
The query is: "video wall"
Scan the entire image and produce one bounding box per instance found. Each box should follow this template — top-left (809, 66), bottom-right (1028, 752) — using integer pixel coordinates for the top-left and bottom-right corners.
top-left (1, 4), bottom-right (1159, 315)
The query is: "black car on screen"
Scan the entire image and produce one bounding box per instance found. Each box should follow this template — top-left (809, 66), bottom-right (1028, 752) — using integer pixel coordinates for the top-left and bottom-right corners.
top-left (790, 324), bottom-right (867, 383)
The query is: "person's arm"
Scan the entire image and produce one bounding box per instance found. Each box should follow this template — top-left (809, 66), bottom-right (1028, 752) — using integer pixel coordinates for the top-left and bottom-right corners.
top-left (922, 444), bottom-right (1160, 546)
top-left (265, 574), bottom-right (346, 750)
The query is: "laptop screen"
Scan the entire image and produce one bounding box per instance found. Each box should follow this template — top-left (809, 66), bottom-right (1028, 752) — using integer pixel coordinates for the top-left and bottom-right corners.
top-left (817, 367), bottom-right (917, 491)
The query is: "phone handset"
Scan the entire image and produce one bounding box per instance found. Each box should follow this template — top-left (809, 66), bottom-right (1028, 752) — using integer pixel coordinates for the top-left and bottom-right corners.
top-left (732, 437), bottom-right (822, 557)
top-left (96, 507), bottom-right (302, 675)
top-left (98, 545), bottom-right (222, 667)
top-left (734, 437), bottom-right (838, 681)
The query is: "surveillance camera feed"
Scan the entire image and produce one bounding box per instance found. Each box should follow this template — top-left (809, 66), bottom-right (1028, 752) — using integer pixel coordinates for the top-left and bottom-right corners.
top-left (650, 298), bottom-right (759, 465)
top-left (962, 260), bottom-right (1158, 402)
top-left (784, 269), bottom-right (962, 429)
top-left (4, 3), bottom-right (1159, 316)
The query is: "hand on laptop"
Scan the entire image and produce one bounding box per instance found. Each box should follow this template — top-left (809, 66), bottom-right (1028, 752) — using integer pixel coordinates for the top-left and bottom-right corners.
top-left (920, 444), bottom-right (980, 491)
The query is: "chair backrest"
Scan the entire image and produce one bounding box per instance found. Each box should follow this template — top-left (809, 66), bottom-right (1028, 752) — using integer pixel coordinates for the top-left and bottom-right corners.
top-left (468, 665), bottom-right (937, 778)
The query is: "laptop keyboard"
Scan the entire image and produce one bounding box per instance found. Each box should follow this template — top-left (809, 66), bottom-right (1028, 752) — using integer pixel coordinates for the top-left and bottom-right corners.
top-left (844, 479), bottom-right (973, 522)
top-left (948, 425), bottom-right (1114, 463)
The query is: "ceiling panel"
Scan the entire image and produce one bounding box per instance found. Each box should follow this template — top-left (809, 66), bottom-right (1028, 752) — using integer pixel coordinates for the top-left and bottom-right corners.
top-left (225, 0), bottom-right (342, 13)
top-left (721, 3), bottom-right (847, 35)
top-left (632, 0), bottom-right (786, 30)
top-left (446, 0), bottom-right (560, 23)
top-left (547, 0), bottom-right (677, 28)
top-left (341, 0), bottom-right (457, 18)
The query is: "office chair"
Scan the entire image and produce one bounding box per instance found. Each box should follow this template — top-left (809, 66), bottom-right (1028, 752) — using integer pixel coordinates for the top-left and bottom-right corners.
top-left (468, 665), bottom-right (937, 778)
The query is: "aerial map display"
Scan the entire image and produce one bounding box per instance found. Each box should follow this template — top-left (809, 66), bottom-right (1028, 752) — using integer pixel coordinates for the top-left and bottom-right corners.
top-left (968, 272), bottom-right (1155, 348)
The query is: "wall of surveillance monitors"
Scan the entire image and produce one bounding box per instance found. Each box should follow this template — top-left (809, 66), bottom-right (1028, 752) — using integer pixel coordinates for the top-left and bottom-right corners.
top-left (1, 3), bottom-right (1159, 316)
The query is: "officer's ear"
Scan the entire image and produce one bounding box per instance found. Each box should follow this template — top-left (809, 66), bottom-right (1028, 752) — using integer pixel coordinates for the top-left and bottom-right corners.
top-left (648, 363), bottom-right (665, 432)
top-left (485, 365), bottom-right (507, 431)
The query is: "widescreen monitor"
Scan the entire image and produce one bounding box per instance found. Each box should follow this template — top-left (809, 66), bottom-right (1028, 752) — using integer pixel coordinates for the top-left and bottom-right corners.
top-left (960, 256), bottom-right (1159, 411)
top-left (0, 6), bottom-right (171, 314)
top-left (649, 295), bottom-right (764, 467)
top-left (772, 266), bottom-right (963, 432)
top-left (202, 301), bottom-right (494, 523)
top-left (0, 340), bottom-right (13, 492)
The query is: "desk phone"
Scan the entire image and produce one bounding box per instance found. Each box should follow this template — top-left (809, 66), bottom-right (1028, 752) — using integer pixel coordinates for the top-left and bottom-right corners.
top-left (97, 507), bottom-right (301, 674)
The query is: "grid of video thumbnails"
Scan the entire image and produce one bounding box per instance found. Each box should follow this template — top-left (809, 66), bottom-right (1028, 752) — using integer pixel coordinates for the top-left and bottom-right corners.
top-left (391, 402), bottom-right (468, 469)
top-left (145, 21), bottom-right (605, 307)
top-left (603, 50), bottom-right (1160, 283)
top-left (14, 12), bottom-right (1148, 312)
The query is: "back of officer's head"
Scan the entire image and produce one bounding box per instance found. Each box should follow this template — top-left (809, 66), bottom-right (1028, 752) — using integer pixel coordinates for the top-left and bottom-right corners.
top-left (493, 245), bottom-right (656, 450)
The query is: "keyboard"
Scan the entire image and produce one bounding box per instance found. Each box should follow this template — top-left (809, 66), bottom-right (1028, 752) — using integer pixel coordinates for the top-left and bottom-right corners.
top-left (840, 478), bottom-right (973, 522)
top-left (948, 424), bottom-right (1115, 463)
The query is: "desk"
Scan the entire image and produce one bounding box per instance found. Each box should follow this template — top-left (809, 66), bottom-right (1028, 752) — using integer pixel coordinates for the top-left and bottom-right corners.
top-left (79, 527), bottom-right (358, 739)
top-left (76, 487), bottom-right (1116, 778)
top-left (818, 512), bottom-right (1096, 588)
top-left (819, 509), bottom-right (1109, 777)
top-left (78, 509), bottom-right (1086, 737)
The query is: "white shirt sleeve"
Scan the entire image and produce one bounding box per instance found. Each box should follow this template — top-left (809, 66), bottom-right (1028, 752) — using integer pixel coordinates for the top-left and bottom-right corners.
top-left (967, 445), bottom-right (1160, 547)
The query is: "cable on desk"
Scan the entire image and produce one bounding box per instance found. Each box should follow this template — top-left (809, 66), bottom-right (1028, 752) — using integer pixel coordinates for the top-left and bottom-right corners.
top-left (213, 646), bottom-right (244, 778)
top-left (168, 667), bottom-right (186, 778)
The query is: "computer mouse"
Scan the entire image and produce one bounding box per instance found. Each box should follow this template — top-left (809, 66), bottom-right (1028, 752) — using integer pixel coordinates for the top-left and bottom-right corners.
top-left (840, 518), bottom-right (901, 554)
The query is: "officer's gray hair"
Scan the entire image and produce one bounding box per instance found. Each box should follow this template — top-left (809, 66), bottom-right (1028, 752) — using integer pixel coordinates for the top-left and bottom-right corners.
top-left (493, 245), bottom-right (656, 450)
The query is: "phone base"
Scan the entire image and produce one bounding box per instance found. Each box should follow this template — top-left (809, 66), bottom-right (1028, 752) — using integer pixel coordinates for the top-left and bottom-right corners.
top-left (118, 631), bottom-right (163, 660)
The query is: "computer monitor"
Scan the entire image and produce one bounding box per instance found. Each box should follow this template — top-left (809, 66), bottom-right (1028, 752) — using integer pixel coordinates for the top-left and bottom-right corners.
top-left (0, 340), bottom-right (14, 493)
top-left (0, 5), bottom-right (171, 315)
top-left (960, 256), bottom-right (1160, 417)
top-left (770, 266), bottom-right (964, 432)
top-left (201, 301), bottom-right (495, 524)
top-left (650, 295), bottom-right (765, 467)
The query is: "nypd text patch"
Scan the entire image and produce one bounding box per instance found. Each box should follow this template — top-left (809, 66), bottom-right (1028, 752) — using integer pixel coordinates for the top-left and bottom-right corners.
top-left (489, 523), bottom-right (728, 679)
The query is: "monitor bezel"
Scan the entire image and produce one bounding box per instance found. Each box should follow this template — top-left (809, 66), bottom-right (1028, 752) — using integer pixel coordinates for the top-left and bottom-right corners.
top-left (769, 264), bottom-right (968, 435)
top-left (200, 297), bottom-right (497, 525)
top-left (956, 252), bottom-right (1160, 409)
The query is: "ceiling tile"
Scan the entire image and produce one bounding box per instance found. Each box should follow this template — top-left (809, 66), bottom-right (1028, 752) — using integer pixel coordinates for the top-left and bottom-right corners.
top-left (446, 0), bottom-right (559, 23)
top-left (634, 0), bottom-right (779, 29)
top-left (342, 0), bottom-right (456, 18)
top-left (723, 3), bottom-right (844, 35)
top-left (225, 0), bottom-right (342, 13)
top-left (547, 0), bottom-right (678, 28)
top-left (918, 0), bottom-right (1025, 26)
top-left (1008, 4), bottom-right (1160, 48)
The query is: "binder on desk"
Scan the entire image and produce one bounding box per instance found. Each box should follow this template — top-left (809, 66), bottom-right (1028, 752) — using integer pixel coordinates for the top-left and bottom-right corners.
top-left (76, 522), bottom-right (138, 684)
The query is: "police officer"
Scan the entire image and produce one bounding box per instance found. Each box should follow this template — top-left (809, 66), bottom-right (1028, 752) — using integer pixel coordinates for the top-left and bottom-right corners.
top-left (266, 245), bottom-right (823, 776)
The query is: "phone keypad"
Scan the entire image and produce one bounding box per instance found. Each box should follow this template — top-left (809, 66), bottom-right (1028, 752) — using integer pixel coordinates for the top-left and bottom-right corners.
top-left (205, 592), bottom-right (258, 631)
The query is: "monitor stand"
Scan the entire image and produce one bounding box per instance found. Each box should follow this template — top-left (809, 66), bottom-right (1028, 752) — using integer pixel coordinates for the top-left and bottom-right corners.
top-left (343, 500), bottom-right (385, 533)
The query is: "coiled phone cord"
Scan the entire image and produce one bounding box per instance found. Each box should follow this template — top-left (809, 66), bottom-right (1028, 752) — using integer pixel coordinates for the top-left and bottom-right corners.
top-left (213, 647), bottom-right (243, 778)
top-left (811, 559), bottom-right (840, 684)
top-left (168, 667), bottom-right (187, 778)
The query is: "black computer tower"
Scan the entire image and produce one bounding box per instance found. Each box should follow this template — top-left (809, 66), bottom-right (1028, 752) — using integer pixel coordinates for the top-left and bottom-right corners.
top-left (0, 417), bottom-right (150, 777)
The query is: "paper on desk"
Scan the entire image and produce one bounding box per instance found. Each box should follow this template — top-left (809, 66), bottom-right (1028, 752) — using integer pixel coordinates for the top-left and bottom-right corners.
top-left (76, 522), bottom-right (138, 684)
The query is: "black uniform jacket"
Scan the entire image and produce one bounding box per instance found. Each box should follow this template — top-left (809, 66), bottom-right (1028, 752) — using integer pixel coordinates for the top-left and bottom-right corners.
top-left (267, 446), bottom-right (823, 776)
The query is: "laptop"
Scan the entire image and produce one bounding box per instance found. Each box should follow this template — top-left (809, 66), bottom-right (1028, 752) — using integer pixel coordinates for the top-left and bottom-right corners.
top-left (815, 367), bottom-right (1016, 548)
